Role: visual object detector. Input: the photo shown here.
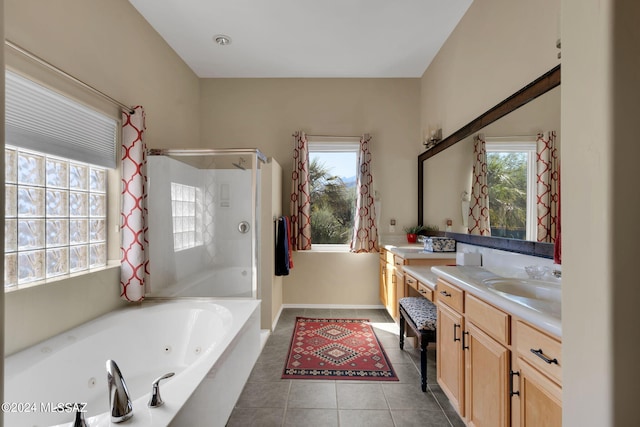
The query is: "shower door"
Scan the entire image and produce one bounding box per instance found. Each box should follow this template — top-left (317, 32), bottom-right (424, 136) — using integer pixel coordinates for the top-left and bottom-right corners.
top-left (146, 149), bottom-right (264, 299)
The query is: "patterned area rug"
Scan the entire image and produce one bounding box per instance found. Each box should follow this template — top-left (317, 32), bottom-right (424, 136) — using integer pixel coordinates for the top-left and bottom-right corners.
top-left (282, 317), bottom-right (398, 381)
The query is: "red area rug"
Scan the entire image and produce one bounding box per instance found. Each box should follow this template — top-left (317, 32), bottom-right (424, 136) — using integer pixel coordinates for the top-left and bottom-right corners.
top-left (282, 317), bottom-right (398, 381)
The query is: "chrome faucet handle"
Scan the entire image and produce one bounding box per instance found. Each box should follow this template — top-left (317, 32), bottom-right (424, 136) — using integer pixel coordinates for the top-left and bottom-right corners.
top-left (72, 405), bottom-right (88, 427)
top-left (148, 372), bottom-right (175, 408)
top-left (106, 360), bottom-right (133, 423)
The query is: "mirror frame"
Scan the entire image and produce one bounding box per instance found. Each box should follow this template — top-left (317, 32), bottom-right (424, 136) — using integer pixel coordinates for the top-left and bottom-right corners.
top-left (418, 65), bottom-right (561, 258)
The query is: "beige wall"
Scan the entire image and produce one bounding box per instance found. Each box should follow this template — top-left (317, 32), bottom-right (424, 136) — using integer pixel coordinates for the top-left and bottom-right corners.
top-left (259, 159), bottom-right (283, 329)
top-left (1, 0), bottom-right (5, 414)
top-left (5, 0), bottom-right (201, 149)
top-left (4, 0), bottom-right (201, 355)
top-left (199, 78), bottom-right (421, 305)
top-left (563, 0), bottom-right (640, 425)
top-left (420, 0), bottom-right (561, 145)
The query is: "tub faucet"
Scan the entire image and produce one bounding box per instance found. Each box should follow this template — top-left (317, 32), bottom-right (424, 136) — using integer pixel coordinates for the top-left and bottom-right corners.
top-left (106, 360), bottom-right (133, 423)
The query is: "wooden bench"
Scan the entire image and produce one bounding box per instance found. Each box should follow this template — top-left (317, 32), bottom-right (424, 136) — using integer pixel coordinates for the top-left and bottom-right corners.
top-left (399, 296), bottom-right (437, 392)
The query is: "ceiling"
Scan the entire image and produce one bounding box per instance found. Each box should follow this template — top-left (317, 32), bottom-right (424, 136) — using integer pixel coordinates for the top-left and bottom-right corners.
top-left (128, 0), bottom-right (473, 78)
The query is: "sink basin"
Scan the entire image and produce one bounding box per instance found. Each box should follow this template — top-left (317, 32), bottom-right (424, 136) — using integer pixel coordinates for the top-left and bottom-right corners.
top-left (483, 278), bottom-right (561, 303)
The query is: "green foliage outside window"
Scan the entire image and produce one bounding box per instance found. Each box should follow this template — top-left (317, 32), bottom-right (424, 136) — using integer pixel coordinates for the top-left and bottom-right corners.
top-left (309, 157), bottom-right (356, 244)
top-left (487, 152), bottom-right (527, 239)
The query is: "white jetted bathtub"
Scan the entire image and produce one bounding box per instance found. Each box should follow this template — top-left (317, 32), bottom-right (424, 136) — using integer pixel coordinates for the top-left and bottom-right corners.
top-left (4, 299), bottom-right (261, 427)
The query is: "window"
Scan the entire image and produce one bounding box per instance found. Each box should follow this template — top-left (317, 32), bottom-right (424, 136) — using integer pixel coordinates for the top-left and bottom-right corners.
top-left (170, 182), bottom-right (203, 251)
top-left (4, 70), bottom-right (118, 289)
top-left (4, 146), bottom-right (108, 286)
top-left (308, 142), bottom-right (358, 245)
top-left (485, 140), bottom-right (537, 240)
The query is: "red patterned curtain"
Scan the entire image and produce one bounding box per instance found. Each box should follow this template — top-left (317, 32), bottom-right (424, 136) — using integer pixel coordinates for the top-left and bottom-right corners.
top-left (290, 131), bottom-right (312, 250)
top-left (536, 131), bottom-right (559, 243)
top-left (350, 134), bottom-right (379, 253)
top-left (120, 106), bottom-right (149, 301)
top-left (468, 135), bottom-right (491, 236)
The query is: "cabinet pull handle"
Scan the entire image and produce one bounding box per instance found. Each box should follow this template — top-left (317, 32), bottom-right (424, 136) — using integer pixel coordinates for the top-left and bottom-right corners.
top-left (453, 324), bottom-right (461, 342)
top-left (530, 348), bottom-right (558, 365)
top-left (462, 330), bottom-right (469, 350)
top-left (419, 289), bottom-right (426, 294)
top-left (509, 370), bottom-right (520, 397)
top-left (440, 290), bottom-right (451, 297)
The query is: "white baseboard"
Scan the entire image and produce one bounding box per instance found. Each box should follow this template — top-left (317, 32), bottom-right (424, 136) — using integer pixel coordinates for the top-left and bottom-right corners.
top-left (281, 304), bottom-right (386, 309)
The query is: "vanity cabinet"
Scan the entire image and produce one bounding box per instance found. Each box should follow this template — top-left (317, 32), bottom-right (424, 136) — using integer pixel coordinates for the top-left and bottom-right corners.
top-left (436, 278), bottom-right (512, 426)
top-left (379, 248), bottom-right (453, 321)
top-left (511, 321), bottom-right (562, 427)
top-left (405, 272), bottom-right (433, 301)
top-left (379, 250), bottom-right (397, 318)
top-left (436, 299), bottom-right (465, 415)
top-left (435, 276), bottom-right (563, 427)
top-left (465, 297), bottom-right (511, 427)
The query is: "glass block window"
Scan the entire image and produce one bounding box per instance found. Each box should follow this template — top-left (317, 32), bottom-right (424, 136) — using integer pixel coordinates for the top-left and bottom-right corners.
top-left (170, 182), bottom-right (203, 251)
top-left (4, 146), bottom-right (108, 287)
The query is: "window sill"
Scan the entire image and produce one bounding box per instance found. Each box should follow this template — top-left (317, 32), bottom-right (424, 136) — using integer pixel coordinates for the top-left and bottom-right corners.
top-left (4, 261), bottom-right (120, 294)
top-left (309, 244), bottom-right (351, 253)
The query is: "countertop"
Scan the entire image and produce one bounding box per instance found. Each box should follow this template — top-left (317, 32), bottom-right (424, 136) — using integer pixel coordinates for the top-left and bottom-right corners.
top-left (382, 244), bottom-right (457, 260)
top-left (402, 265), bottom-right (562, 338)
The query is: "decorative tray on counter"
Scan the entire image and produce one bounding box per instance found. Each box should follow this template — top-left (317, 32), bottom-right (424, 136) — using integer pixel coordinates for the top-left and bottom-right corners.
top-left (424, 237), bottom-right (456, 252)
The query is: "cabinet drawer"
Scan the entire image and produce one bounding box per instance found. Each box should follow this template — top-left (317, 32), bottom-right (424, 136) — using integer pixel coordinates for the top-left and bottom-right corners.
top-left (436, 279), bottom-right (464, 313)
top-left (417, 282), bottom-right (434, 301)
top-left (516, 321), bottom-right (562, 384)
top-left (466, 294), bottom-right (510, 346)
top-left (405, 274), bottom-right (418, 291)
top-left (394, 255), bottom-right (406, 267)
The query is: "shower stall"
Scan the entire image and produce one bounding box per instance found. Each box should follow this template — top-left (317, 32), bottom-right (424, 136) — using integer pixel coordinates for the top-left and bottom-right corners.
top-left (145, 149), bottom-right (266, 299)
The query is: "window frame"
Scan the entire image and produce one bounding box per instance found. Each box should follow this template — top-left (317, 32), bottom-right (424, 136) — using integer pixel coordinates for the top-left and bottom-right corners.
top-left (485, 138), bottom-right (537, 241)
top-left (307, 139), bottom-right (359, 250)
top-left (4, 70), bottom-right (120, 292)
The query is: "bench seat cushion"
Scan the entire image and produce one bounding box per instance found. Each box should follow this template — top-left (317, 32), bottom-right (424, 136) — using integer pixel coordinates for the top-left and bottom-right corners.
top-left (399, 297), bottom-right (437, 331)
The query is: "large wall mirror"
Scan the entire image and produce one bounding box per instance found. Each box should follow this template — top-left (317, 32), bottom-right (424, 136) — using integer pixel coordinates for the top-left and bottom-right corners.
top-left (418, 65), bottom-right (560, 257)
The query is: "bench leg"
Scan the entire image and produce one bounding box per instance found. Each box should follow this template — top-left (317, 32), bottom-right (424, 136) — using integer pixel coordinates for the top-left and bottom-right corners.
top-left (399, 312), bottom-right (405, 350)
top-left (420, 333), bottom-right (428, 392)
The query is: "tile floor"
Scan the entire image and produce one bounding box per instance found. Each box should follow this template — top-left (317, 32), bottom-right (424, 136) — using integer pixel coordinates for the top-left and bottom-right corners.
top-left (227, 308), bottom-right (465, 427)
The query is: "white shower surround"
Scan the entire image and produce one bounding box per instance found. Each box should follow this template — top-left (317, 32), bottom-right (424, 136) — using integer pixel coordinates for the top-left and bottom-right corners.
top-left (147, 154), bottom-right (258, 298)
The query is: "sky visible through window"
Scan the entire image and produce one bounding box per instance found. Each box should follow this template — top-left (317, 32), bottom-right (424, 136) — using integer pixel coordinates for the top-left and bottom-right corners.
top-left (309, 152), bottom-right (357, 182)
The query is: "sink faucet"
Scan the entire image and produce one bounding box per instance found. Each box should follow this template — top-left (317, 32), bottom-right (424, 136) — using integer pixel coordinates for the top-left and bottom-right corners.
top-left (106, 360), bottom-right (133, 423)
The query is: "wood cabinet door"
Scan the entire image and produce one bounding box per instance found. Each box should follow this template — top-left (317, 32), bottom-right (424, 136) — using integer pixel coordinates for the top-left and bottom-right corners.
top-left (516, 359), bottom-right (562, 427)
top-left (437, 303), bottom-right (465, 416)
top-left (379, 258), bottom-right (387, 307)
top-left (465, 322), bottom-right (510, 427)
top-left (386, 261), bottom-right (397, 319)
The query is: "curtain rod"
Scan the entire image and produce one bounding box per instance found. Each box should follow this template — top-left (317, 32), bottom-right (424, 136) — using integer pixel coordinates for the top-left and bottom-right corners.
top-left (306, 134), bottom-right (363, 139)
top-left (5, 39), bottom-right (135, 114)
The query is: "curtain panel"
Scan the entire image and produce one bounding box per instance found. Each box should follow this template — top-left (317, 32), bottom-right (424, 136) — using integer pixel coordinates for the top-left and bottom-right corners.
top-left (290, 131), bottom-right (312, 250)
top-left (468, 135), bottom-right (491, 236)
top-left (536, 131), bottom-right (559, 243)
top-left (120, 106), bottom-right (149, 302)
top-left (350, 134), bottom-right (379, 253)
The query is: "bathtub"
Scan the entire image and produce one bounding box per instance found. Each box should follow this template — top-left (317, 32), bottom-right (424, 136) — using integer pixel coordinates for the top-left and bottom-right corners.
top-left (148, 267), bottom-right (254, 298)
top-left (4, 299), bottom-right (261, 427)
